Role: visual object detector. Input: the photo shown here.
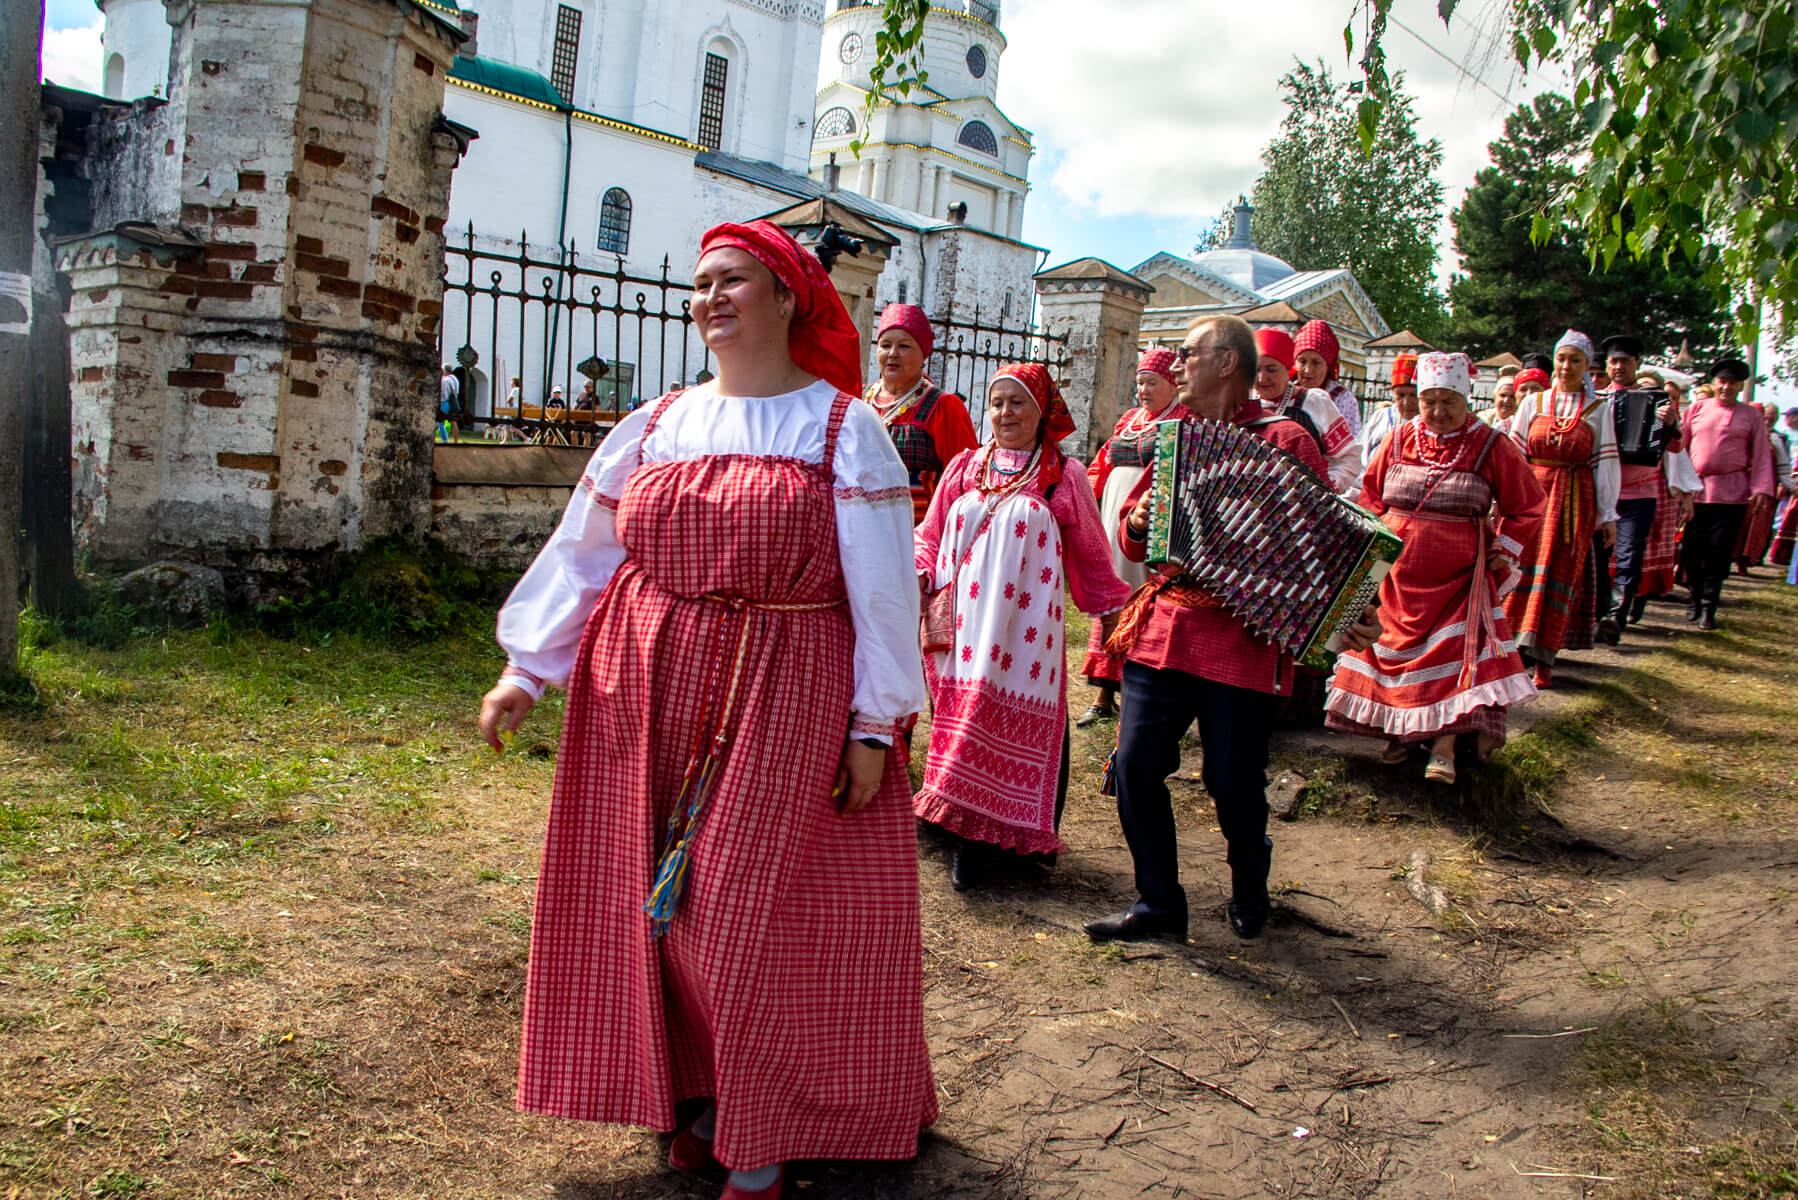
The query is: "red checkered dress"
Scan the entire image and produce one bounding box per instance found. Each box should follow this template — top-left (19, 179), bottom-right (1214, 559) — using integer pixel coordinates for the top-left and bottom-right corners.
top-left (517, 391), bottom-right (937, 1169)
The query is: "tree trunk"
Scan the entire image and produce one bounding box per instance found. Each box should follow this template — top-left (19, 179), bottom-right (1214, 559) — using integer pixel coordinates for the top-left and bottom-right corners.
top-left (0, 7), bottom-right (46, 681)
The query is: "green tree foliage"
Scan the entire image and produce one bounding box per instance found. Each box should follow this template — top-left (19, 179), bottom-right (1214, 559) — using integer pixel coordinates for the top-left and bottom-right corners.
top-left (1447, 94), bottom-right (1728, 361)
top-left (1347, 0), bottom-right (1796, 367)
top-left (1197, 63), bottom-right (1449, 344)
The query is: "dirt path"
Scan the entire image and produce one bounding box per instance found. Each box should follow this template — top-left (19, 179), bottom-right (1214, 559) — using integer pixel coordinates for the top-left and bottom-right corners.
top-left (2, 581), bottom-right (1793, 1199)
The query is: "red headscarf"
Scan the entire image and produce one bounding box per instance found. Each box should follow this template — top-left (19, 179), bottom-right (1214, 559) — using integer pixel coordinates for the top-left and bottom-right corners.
top-left (875, 303), bottom-right (935, 358)
top-left (1293, 320), bottom-right (1340, 380)
top-left (1137, 348), bottom-right (1179, 385)
top-left (1513, 367), bottom-right (1550, 391)
top-left (992, 363), bottom-right (1076, 445)
top-left (698, 219), bottom-right (863, 397)
top-left (1253, 328), bottom-right (1296, 372)
top-left (1391, 352), bottom-right (1418, 387)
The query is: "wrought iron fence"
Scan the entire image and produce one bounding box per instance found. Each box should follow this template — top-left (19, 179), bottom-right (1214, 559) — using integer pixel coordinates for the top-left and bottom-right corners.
top-left (439, 226), bottom-right (711, 444)
top-left (923, 302), bottom-right (1071, 433)
top-left (439, 226), bottom-right (1070, 445)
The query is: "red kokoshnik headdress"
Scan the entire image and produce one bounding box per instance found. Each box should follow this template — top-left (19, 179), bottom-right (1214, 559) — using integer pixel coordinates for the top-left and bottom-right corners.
top-left (992, 362), bottom-right (1077, 444)
top-left (698, 219), bottom-right (864, 397)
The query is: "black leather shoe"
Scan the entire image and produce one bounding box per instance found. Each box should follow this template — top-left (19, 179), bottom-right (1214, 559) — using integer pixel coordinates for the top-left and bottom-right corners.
top-left (948, 844), bottom-right (974, 892)
top-left (1227, 898), bottom-right (1271, 939)
top-left (1628, 595), bottom-right (1648, 624)
top-left (1083, 909), bottom-right (1187, 943)
top-left (1597, 615), bottom-right (1621, 644)
top-left (1699, 606), bottom-right (1718, 631)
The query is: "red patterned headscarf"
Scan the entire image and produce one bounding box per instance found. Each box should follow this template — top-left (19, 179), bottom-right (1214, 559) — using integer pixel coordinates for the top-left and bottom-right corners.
top-left (875, 303), bottom-right (934, 358)
top-left (1253, 328), bottom-right (1296, 372)
top-left (1137, 348), bottom-right (1179, 385)
top-left (698, 219), bottom-right (863, 397)
top-left (1293, 320), bottom-right (1341, 380)
top-left (992, 362), bottom-right (1076, 444)
top-left (1391, 352), bottom-right (1418, 387)
top-left (1513, 367), bottom-right (1550, 392)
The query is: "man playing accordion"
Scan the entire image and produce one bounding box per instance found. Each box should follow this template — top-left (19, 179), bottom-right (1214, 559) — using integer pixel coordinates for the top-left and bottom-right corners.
top-left (1085, 316), bottom-right (1382, 943)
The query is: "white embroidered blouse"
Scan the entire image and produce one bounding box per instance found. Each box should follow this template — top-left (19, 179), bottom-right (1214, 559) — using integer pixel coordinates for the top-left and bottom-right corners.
top-left (494, 380), bottom-right (927, 741)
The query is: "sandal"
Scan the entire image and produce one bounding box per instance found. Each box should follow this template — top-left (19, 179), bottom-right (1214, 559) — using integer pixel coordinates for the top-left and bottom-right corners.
top-left (1379, 741), bottom-right (1410, 765)
top-left (1424, 753), bottom-right (1456, 785)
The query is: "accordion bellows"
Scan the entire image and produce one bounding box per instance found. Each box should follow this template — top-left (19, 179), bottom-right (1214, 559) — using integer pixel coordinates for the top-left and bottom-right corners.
top-left (1145, 419), bottom-right (1403, 670)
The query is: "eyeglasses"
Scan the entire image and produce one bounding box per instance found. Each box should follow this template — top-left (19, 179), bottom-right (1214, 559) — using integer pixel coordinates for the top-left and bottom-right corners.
top-left (1174, 344), bottom-right (1224, 364)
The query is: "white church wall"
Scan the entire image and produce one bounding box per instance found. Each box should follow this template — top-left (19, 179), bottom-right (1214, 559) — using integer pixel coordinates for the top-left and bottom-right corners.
top-left (99, 0), bottom-right (173, 100)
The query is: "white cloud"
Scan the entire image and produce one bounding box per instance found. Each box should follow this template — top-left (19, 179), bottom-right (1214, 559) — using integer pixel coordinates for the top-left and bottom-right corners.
top-left (1000, 0), bottom-right (1563, 276)
top-left (42, 14), bottom-right (103, 93)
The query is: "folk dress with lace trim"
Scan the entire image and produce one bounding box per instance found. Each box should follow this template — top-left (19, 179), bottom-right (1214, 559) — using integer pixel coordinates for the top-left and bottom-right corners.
top-left (496, 382), bottom-right (935, 1171)
top-left (914, 445), bottom-right (1131, 855)
top-left (1325, 417), bottom-right (1545, 744)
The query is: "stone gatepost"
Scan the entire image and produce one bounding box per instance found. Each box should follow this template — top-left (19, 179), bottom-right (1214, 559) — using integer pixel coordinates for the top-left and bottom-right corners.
top-left (60, 0), bottom-right (468, 573)
top-left (763, 196), bottom-right (896, 370)
top-left (1033, 258), bottom-right (1152, 458)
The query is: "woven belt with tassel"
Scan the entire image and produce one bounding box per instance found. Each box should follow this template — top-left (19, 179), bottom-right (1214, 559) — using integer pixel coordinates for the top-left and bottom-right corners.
top-left (641, 590), bottom-right (846, 937)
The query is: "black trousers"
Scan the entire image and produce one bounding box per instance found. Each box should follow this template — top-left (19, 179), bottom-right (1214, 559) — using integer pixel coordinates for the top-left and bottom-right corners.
top-left (1113, 661), bottom-right (1276, 919)
top-left (1613, 496), bottom-right (1658, 600)
top-left (1681, 502), bottom-right (1747, 600)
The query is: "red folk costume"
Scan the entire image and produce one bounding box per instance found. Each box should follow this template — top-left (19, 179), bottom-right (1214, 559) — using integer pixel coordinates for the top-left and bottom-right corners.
top-left (496, 221), bottom-right (935, 1171)
top-left (1081, 349), bottom-right (1189, 687)
top-left (1111, 398), bottom-right (1331, 696)
top-left (914, 364), bottom-right (1132, 855)
top-left (864, 303), bottom-right (980, 525)
top-left (1325, 354), bottom-right (1545, 744)
top-left (1293, 319), bottom-right (1363, 437)
top-left (1256, 328), bottom-right (1363, 492)
top-left (1503, 331), bottom-right (1620, 663)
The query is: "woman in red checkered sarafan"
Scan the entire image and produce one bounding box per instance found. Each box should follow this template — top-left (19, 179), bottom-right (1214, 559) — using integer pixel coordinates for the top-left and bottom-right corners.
top-left (479, 221), bottom-right (935, 1200)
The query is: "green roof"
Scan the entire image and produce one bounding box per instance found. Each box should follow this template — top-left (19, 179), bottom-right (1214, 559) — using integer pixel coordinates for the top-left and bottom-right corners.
top-left (412, 0), bottom-right (460, 12)
top-left (448, 55), bottom-right (567, 110)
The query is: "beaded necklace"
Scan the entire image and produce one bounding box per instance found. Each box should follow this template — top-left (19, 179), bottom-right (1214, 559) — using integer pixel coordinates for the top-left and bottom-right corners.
top-left (976, 441), bottom-right (1042, 502)
top-left (869, 376), bottom-right (931, 428)
top-left (1547, 385), bottom-right (1587, 435)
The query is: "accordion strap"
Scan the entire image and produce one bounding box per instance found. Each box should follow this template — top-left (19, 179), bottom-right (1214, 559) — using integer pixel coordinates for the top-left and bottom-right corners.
top-left (1104, 573), bottom-right (1224, 658)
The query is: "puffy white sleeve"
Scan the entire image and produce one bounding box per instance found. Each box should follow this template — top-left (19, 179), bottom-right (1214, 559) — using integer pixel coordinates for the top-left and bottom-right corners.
top-left (1665, 446), bottom-right (1702, 493)
top-left (833, 398), bottom-right (928, 744)
top-left (1591, 398), bottom-right (1621, 524)
top-left (493, 405), bottom-right (652, 699)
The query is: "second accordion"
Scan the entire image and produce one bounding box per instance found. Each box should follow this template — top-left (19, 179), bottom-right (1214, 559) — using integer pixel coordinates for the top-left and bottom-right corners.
top-left (1145, 418), bottom-right (1403, 670)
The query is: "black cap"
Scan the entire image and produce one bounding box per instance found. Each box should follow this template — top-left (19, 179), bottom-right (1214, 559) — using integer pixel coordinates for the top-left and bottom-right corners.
top-left (1600, 334), bottom-right (1644, 360)
top-left (1709, 358), bottom-right (1751, 382)
top-left (1520, 352), bottom-right (1552, 372)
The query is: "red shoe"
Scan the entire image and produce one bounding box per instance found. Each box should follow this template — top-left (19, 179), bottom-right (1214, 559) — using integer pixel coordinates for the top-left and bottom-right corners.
top-left (1531, 664), bottom-right (1553, 689)
top-left (721, 1168), bottom-right (784, 1199)
top-left (668, 1124), bottom-right (715, 1172)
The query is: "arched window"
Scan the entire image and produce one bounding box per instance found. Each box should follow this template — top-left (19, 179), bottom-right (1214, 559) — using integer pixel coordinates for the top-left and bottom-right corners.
top-left (816, 106), bottom-right (857, 139)
top-left (597, 188), bottom-right (631, 255)
top-left (697, 50), bottom-right (730, 149)
top-left (957, 120), bottom-right (998, 156)
top-left (104, 53), bottom-right (126, 99)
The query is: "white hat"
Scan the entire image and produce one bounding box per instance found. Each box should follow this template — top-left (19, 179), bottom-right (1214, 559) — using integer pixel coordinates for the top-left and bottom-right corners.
top-left (1415, 352), bottom-right (1473, 398)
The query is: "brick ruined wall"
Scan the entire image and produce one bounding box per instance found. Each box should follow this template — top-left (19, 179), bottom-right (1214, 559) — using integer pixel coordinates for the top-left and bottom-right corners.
top-left (64, 0), bottom-right (463, 570)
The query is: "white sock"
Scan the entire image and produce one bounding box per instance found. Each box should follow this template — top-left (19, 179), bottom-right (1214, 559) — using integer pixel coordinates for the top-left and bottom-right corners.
top-left (726, 1164), bottom-right (782, 1192)
top-left (690, 1105), bottom-right (716, 1141)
